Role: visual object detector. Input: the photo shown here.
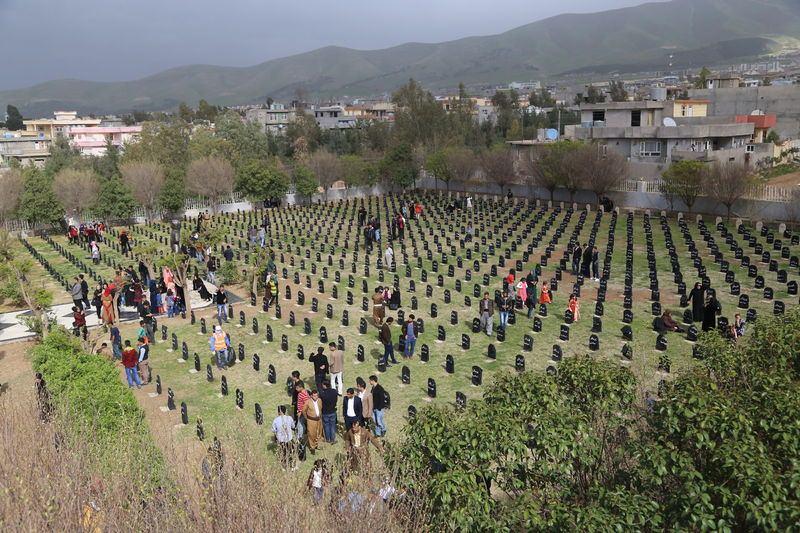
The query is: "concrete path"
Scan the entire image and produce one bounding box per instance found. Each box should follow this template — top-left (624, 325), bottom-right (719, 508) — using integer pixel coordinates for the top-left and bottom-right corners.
top-left (0, 282), bottom-right (217, 344)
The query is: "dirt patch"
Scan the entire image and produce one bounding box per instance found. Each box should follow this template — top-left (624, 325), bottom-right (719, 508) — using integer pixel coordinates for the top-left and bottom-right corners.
top-left (767, 171), bottom-right (800, 188)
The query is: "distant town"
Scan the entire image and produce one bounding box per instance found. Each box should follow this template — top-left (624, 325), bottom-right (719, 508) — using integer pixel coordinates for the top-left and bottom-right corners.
top-left (3, 59), bottom-right (800, 185)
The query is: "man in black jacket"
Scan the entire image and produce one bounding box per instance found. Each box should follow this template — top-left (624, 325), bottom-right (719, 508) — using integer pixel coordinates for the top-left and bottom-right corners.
top-left (342, 388), bottom-right (363, 430)
top-left (215, 285), bottom-right (228, 325)
top-left (369, 375), bottom-right (388, 437)
top-left (309, 347), bottom-right (329, 392)
top-left (571, 244), bottom-right (583, 275)
top-left (319, 380), bottom-right (338, 444)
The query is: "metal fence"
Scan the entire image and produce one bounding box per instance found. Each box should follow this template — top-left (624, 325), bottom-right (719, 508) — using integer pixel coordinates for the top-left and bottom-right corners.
top-left (613, 179), bottom-right (796, 203)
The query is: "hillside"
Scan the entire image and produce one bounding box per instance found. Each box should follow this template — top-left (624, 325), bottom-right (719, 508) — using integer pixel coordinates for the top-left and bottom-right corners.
top-left (2, 0), bottom-right (799, 115)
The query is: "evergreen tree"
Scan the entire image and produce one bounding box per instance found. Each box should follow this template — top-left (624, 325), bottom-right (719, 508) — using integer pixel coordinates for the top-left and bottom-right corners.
top-left (5, 105), bottom-right (23, 131)
top-left (18, 168), bottom-right (64, 226)
top-left (93, 175), bottom-right (137, 220)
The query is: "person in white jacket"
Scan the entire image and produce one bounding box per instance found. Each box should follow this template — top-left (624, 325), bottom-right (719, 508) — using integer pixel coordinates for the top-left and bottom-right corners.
top-left (384, 245), bottom-right (394, 270)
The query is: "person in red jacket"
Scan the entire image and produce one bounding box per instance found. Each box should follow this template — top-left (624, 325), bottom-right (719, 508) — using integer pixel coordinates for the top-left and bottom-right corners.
top-left (121, 340), bottom-right (142, 389)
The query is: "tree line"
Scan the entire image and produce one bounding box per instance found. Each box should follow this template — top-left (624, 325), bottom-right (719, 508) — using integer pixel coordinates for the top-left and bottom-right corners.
top-left (0, 79), bottom-right (763, 225)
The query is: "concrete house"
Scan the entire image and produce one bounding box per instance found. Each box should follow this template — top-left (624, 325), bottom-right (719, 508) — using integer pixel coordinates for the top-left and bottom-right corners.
top-left (563, 100), bottom-right (774, 178)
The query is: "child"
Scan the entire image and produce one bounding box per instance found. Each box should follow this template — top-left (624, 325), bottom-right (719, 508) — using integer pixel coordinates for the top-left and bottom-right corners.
top-left (539, 282), bottom-right (552, 305)
top-left (568, 294), bottom-right (580, 322)
top-left (165, 290), bottom-right (175, 318)
top-left (307, 459), bottom-right (329, 503)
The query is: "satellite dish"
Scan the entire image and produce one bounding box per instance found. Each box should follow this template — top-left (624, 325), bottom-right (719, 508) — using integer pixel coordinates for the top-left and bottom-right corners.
top-left (545, 129), bottom-right (559, 141)
top-left (663, 117), bottom-right (677, 127)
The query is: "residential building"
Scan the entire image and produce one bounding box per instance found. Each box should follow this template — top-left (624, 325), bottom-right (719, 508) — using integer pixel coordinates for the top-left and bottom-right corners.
top-left (706, 74), bottom-right (741, 90)
top-left (689, 85), bottom-right (800, 139)
top-left (0, 131), bottom-right (51, 168)
top-left (23, 111), bottom-right (101, 139)
top-left (312, 105), bottom-right (357, 130)
top-left (245, 104), bottom-right (297, 134)
top-left (564, 100), bottom-right (768, 179)
top-left (66, 125), bottom-right (142, 156)
top-left (344, 102), bottom-right (396, 122)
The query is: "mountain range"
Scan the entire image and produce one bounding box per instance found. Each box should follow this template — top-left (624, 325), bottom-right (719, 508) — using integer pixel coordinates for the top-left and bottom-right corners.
top-left (2, 0), bottom-right (799, 116)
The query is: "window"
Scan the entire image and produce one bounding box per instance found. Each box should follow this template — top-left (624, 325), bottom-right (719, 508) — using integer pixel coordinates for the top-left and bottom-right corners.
top-left (592, 110), bottom-right (605, 123)
top-left (631, 110), bottom-right (641, 127)
top-left (639, 141), bottom-right (661, 157)
top-left (746, 144), bottom-right (755, 153)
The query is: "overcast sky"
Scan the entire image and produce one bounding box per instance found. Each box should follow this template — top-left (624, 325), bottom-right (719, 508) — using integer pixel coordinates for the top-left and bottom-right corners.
top-left (0, 0), bottom-right (648, 90)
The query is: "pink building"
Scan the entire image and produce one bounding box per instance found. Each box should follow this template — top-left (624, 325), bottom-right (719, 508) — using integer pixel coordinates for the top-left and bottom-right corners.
top-left (67, 126), bottom-right (142, 156)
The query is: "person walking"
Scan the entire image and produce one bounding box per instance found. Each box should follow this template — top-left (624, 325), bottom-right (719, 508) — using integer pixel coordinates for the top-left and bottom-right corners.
top-left (328, 342), bottom-right (344, 396)
top-left (702, 292), bottom-right (721, 332)
top-left (539, 282), bottom-right (552, 305)
top-left (206, 256), bottom-right (217, 286)
top-left (72, 306), bottom-right (87, 339)
top-left (688, 282), bottom-right (705, 322)
top-left (302, 390), bottom-right (323, 454)
top-left (121, 340), bottom-right (142, 389)
top-left (369, 375), bottom-right (388, 437)
top-left (571, 244), bottom-right (583, 275)
top-left (295, 381), bottom-right (309, 442)
top-left (581, 245), bottom-right (592, 278)
top-left (357, 377), bottom-right (373, 432)
top-left (591, 246), bottom-right (600, 281)
top-left (266, 276), bottom-right (278, 311)
top-left (70, 277), bottom-right (84, 310)
top-left (136, 337), bottom-right (150, 384)
top-left (110, 325), bottom-right (122, 360)
top-left (271, 405), bottom-right (296, 471)
top-left (378, 317), bottom-right (398, 366)
top-left (479, 292), bottom-right (494, 336)
top-left (319, 380), bottom-right (338, 444)
top-left (309, 346), bottom-right (329, 393)
top-left (307, 459), bottom-right (330, 503)
top-left (209, 325), bottom-right (230, 370)
top-left (498, 290), bottom-right (514, 330)
top-left (215, 285), bottom-right (229, 324)
top-left (372, 287), bottom-right (385, 326)
top-left (525, 280), bottom-right (538, 318)
top-left (403, 314), bottom-right (417, 358)
top-left (79, 274), bottom-right (90, 309)
top-left (384, 245), bottom-right (394, 270)
top-left (343, 421), bottom-right (383, 474)
top-left (91, 241), bottom-right (100, 265)
top-left (342, 388), bottom-right (363, 430)
top-left (567, 294), bottom-right (581, 322)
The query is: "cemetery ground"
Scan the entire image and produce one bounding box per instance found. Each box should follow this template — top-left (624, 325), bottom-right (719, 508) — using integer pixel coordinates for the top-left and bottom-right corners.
top-left (10, 192), bottom-right (800, 473)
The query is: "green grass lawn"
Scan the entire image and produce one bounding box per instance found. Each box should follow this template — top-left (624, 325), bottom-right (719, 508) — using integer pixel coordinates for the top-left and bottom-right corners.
top-left (16, 194), bottom-right (800, 471)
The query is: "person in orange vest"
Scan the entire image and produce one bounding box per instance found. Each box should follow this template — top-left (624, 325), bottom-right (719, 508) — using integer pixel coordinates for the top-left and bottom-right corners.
top-left (209, 325), bottom-right (230, 370)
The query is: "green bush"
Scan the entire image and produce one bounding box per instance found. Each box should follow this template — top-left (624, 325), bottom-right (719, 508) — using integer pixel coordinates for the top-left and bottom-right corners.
top-left (30, 329), bottom-right (167, 494)
top-left (31, 329), bottom-right (145, 438)
top-left (218, 259), bottom-right (241, 285)
top-left (391, 311), bottom-right (800, 530)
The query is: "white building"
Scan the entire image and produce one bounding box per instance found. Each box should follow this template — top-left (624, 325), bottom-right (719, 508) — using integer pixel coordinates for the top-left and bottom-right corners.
top-left (67, 126), bottom-right (142, 156)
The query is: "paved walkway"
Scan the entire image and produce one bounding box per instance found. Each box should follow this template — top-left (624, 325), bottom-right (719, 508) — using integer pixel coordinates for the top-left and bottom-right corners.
top-left (0, 282), bottom-right (218, 344)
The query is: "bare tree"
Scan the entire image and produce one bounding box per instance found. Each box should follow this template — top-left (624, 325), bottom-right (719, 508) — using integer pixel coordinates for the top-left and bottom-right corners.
top-left (306, 150), bottom-right (343, 201)
top-left (53, 168), bottom-right (100, 221)
top-left (479, 146), bottom-right (516, 195)
top-left (574, 143), bottom-right (627, 204)
top-left (0, 169), bottom-right (23, 222)
top-left (707, 162), bottom-right (756, 220)
top-left (520, 141), bottom-right (579, 203)
top-left (185, 156), bottom-right (235, 214)
top-left (120, 161), bottom-right (165, 221)
top-left (445, 147), bottom-right (477, 191)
